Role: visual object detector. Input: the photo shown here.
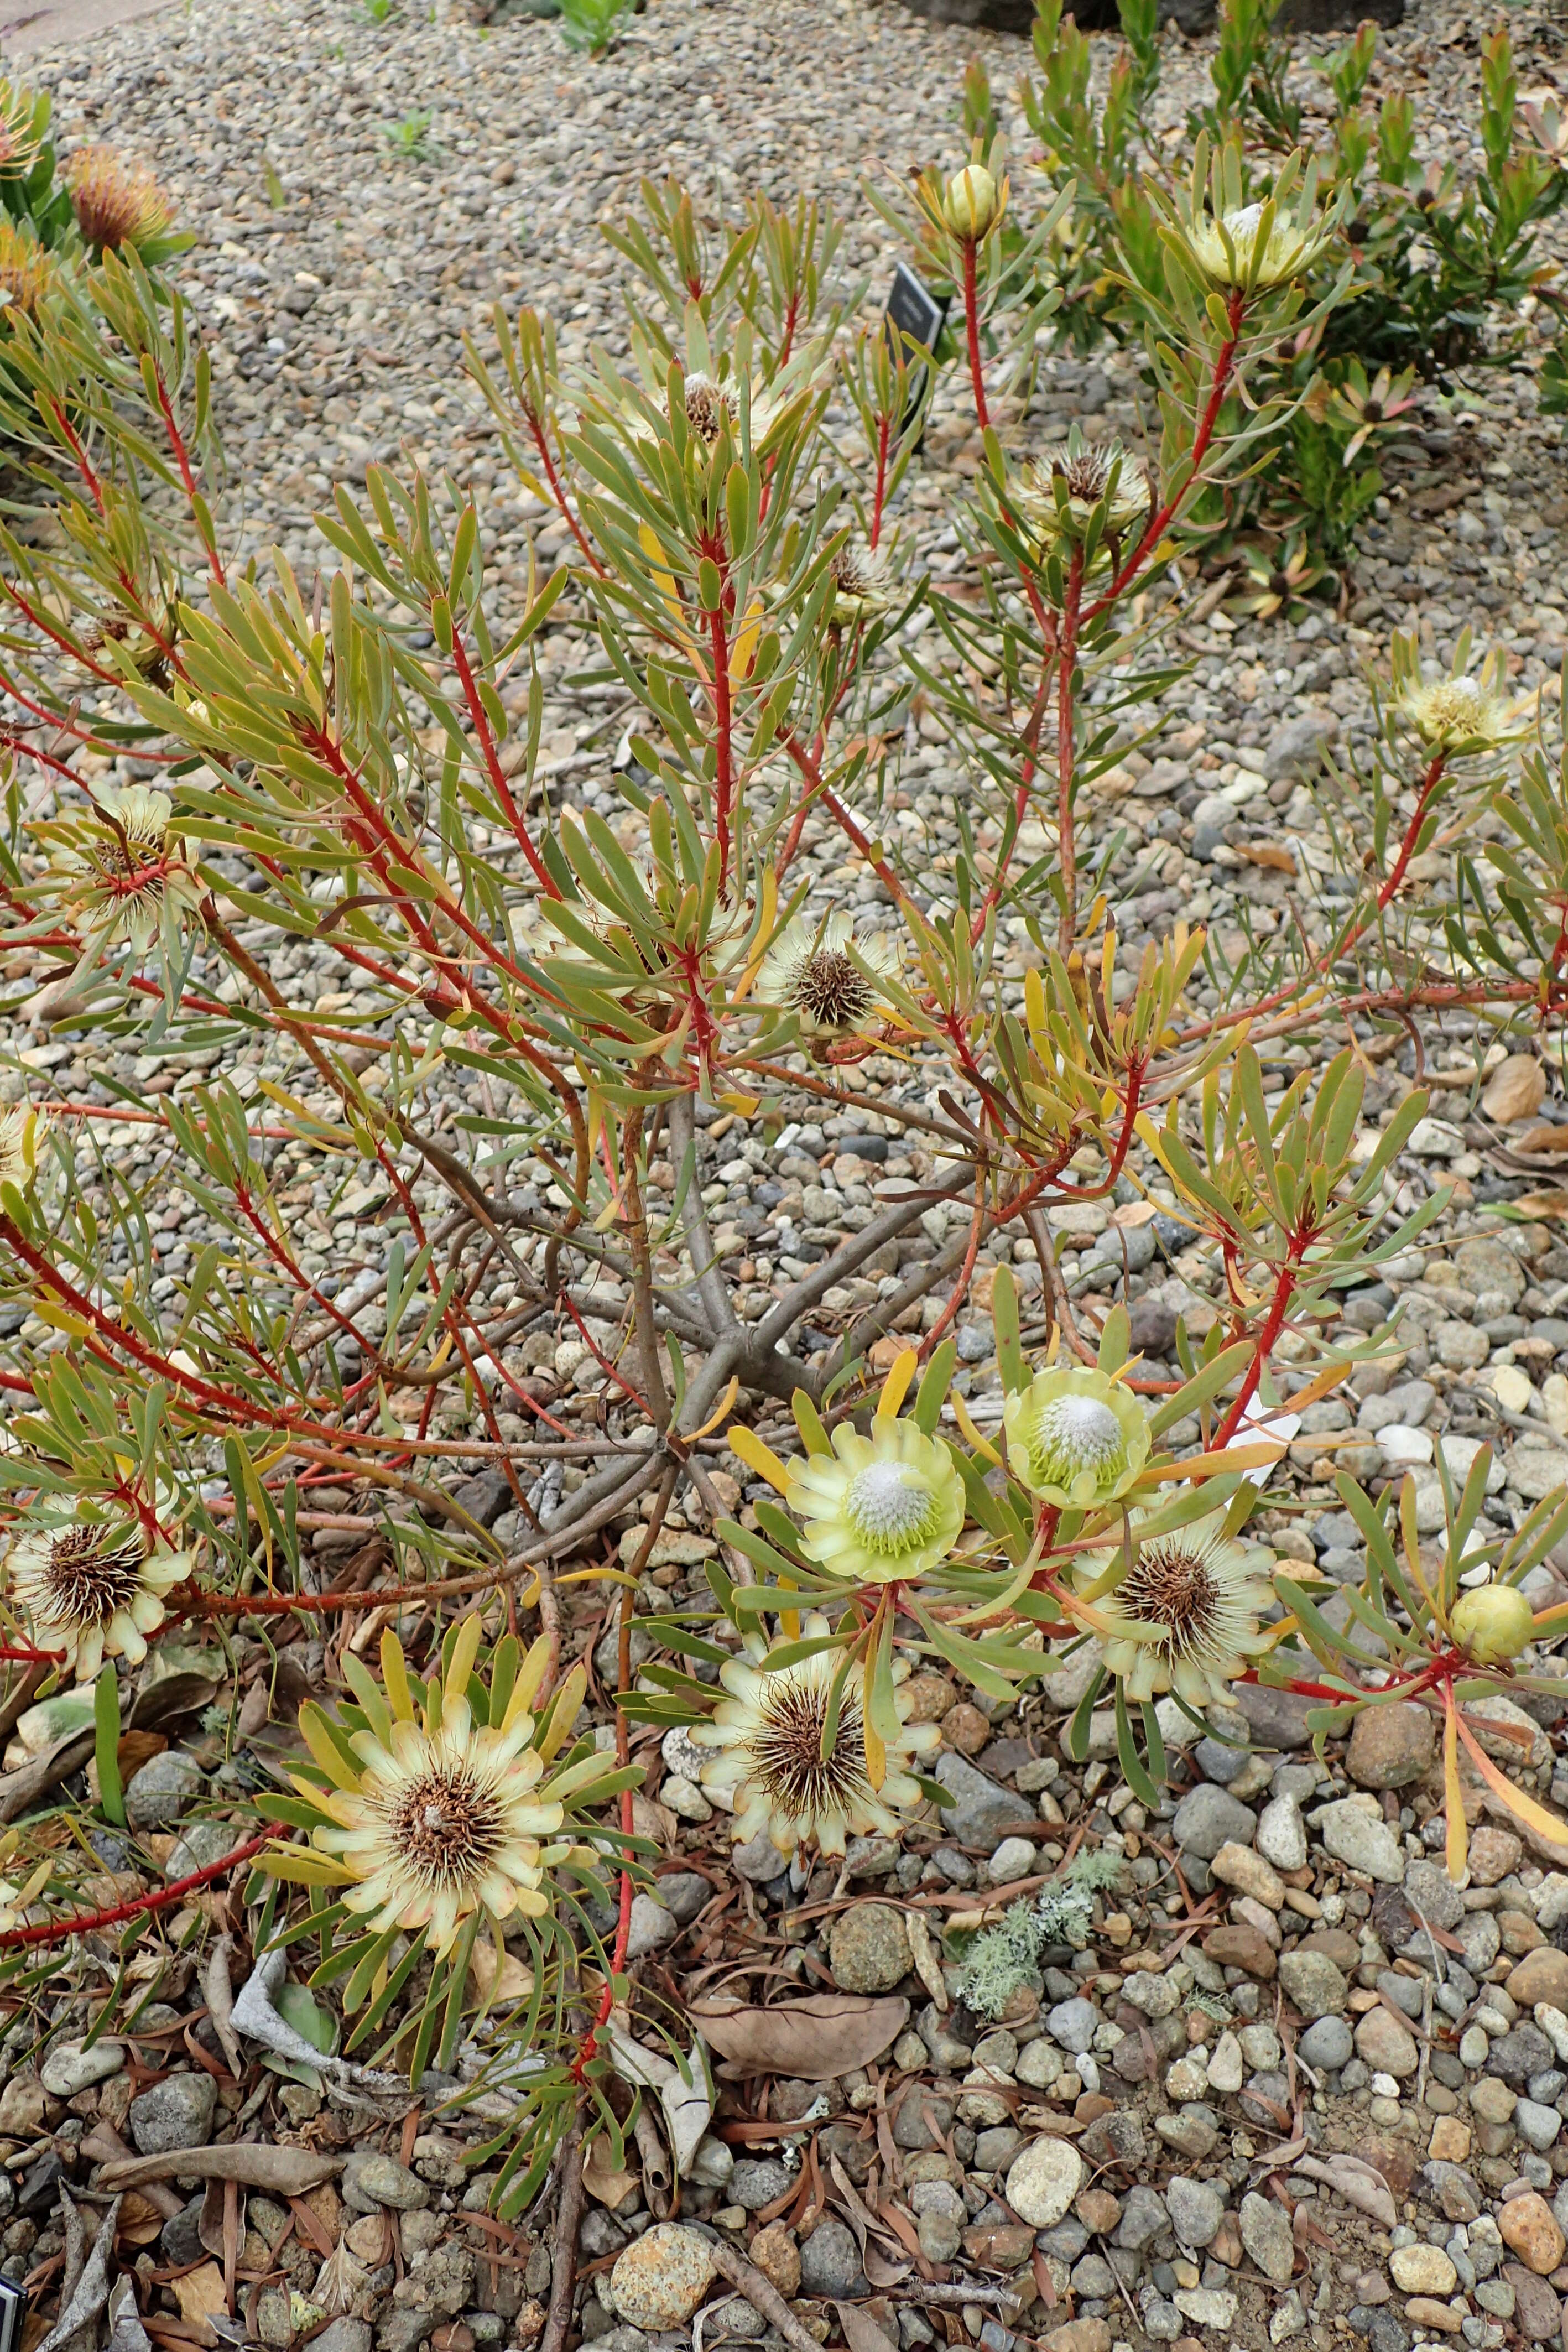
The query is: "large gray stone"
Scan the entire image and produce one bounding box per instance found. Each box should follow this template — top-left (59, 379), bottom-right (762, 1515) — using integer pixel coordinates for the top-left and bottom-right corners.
top-left (933, 1752), bottom-right (1036, 1849)
top-left (1298, 2016), bottom-right (1353, 2070)
top-left (1264, 712), bottom-right (1339, 781)
top-left (1277, 1950), bottom-right (1348, 2022)
top-left (129, 2070), bottom-right (216, 2155)
top-left (1313, 1798), bottom-right (1406, 1883)
top-left (124, 1749), bottom-right (205, 1829)
top-left (1239, 2191), bottom-right (1295, 2285)
top-left (798, 2218), bottom-right (864, 2298)
top-left (40, 2038), bottom-right (124, 2098)
top-left (1114, 2186), bottom-right (1170, 2250)
top-left (1171, 1784), bottom-right (1257, 1860)
top-left (343, 2151), bottom-right (431, 2212)
top-left (1166, 2175), bottom-right (1225, 2248)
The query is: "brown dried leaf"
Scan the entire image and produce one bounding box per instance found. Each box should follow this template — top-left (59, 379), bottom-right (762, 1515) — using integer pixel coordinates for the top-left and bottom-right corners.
top-left (1510, 1189), bottom-right (1568, 1220)
top-left (690, 1994), bottom-right (909, 2079)
top-left (113, 2194), bottom-right (165, 2248)
top-left (96, 2146), bottom-right (341, 2195)
top-left (171, 2262), bottom-right (228, 2347)
top-left (1510, 1124), bottom-right (1568, 1158)
top-left (835, 2306), bottom-right (899, 2352)
top-left (581, 2142), bottom-right (640, 2211)
top-left (1482, 1053), bottom-right (1546, 1125)
top-left (1291, 2153), bottom-right (1398, 2228)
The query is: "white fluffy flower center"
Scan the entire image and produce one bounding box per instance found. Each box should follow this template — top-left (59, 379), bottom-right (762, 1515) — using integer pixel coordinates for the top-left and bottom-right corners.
top-left (1028, 1394), bottom-right (1126, 1485)
top-left (1221, 203), bottom-right (1264, 249)
top-left (1420, 678), bottom-right (1490, 735)
top-left (843, 1461), bottom-right (940, 1555)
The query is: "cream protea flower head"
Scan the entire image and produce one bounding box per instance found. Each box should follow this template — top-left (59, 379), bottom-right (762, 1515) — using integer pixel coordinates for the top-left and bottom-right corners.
top-left (1184, 197), bottom-right (1327, 290)
top-left (1387, 629), bottom-right (1524, 756)
top-left (754, 909), bottom-right (900, 1038)
top-left (1081, 1511), bottom-right (1274, 1708)
top-left (784, 1406), bottom-right (965, 1586)
top-left (291, 1620), bottom-right (571, 1956)
top-left (829, 540), bottom-right (890, 627)
top-left (0, 221), bottom-right (58, 326)
top-left (5, 1511), bottom-right (190, 1682)
top-left (1400, 669), bottom-right (1520, 753)
top-left (1003, 1365), bottom-right (1150, 1510)
top-left (51, 784), bottom-right (204, 956)
top-left (691, 1610), bottom-right (941, 1857)
top-left (1019, 438), bottom-right (1150, 555)
top-left (66, 147), bottom-right (174, 253)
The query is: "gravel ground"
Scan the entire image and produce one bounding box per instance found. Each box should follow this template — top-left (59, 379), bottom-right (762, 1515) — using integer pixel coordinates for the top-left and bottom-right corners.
top-left (14, 3), bottom-right (1568, 2352)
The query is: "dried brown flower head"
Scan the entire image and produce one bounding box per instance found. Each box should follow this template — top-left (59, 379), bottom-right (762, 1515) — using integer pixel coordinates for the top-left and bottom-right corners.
top-left (67, 147), bottom-right (172, 252)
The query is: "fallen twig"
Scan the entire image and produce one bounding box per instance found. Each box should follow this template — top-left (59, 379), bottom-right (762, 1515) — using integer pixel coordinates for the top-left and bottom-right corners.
top-left (707, 2237), bottom-right (825, 2352)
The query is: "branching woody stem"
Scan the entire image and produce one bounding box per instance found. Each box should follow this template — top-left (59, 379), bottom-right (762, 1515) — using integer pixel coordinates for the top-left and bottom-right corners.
top-left (0, 1833), bottom-right (268, 1950)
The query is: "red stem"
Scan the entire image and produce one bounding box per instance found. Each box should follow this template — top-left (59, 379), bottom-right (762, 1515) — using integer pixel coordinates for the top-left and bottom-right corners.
top-left (1213, 1239), bottom-right (1306, 1451)
top-left (526, 415), bottom-right (605, 580)
top-left (0, 1832), bottom-right (268, 1950)
top-left (444, 629), bottom-right (560, 898)
top-left (1335, 750), bottom-right (1449, 961)
top-left (1056, 549), bottom-right (1083, 955)
top-left (1086, 292), bottom-right (1245, 623)
top-left (970, 631), bottom-right (1057, 946)
top-left (153, 371), bottom-right (225, 589)
top-left (962, 238), bottom-right (990, 436)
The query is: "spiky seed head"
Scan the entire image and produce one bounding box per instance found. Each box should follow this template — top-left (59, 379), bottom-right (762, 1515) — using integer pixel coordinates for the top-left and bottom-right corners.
top-left (754, 912), bottom-right (900, 1038)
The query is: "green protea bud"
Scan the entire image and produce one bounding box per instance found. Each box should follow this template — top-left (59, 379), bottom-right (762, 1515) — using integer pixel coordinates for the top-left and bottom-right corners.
top-left (944, 164), bottom-right (999, 241)
top-left (1003, 1366), bottom-right (1150, 1510)
top-left (1451, 1583), bottom-right (1534, 1666)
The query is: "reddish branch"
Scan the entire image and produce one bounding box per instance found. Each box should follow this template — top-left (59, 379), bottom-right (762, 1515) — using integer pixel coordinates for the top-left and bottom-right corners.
top-left (704, 549), bottom-right (737, 884)
top-left (0, 1832), bottom-right (268, 1950)
top-left (523, 413), bottom-right (605, 579)
top-left (1212, 1235), bottom-right (1308, 1451)
top-left (871, 414), bottom-right (892, 550)
top-left (961, 238), bottom-right (990, 436)
top-left (1087, 290), bottom-right (1246, 623)
top-left (442, 628), bottom-right (560, 898)
top-left (1055, 548), bottom-right (1084, 955)
top-left (152, 368), bottom-right (226, 589)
